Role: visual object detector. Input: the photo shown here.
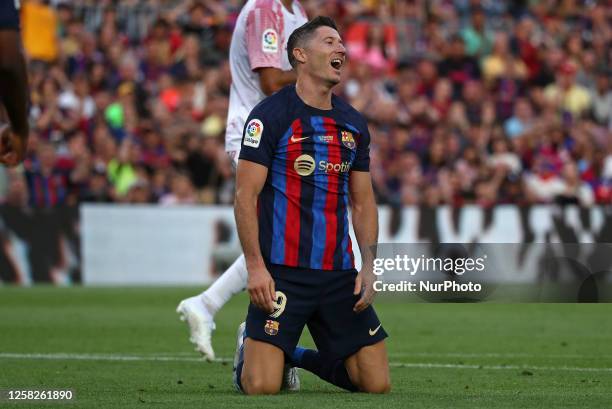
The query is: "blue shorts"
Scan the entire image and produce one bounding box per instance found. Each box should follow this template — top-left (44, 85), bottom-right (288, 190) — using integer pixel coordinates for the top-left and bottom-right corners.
top-left (245, 263), bottom-right (388, 361)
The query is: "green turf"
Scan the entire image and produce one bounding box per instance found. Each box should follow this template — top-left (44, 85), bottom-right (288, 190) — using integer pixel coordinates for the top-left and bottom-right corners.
top-left (0, 287), bottom-right (611, 408)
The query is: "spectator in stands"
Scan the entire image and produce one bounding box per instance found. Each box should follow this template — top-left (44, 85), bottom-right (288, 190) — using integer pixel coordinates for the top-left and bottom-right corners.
top-left (544, 61), bottom-right (592, 118)
top-left (589, 69), bottom-right (612, 128)
top-left (525, 157), bottom-right (566, 204)
top-left (80, 166), bottom-right (113, 203)
top-left (555, 162), bottom-right (595, 207)
top-left (461, 6), bottom-right (493, 58)
top-left (438, 34), bottom-right (481, 99)
top-left (25, 142), bottom-right (69, 208)
top-left (125, 178), bottom-right (152, 204)
top-left (482, 32), bottom-right (527, 86)
top-left (504, 98), bottom-right (535, 139)
top-left (489, 137), bottom-right (521, 175)
top-left (160, 172), bottom-right (196, 206)
top-left (107, 139), bottom-right (139, 198)
top-left (347, 22), bottom-right (394, 74)
top-left (21, 0), bottom-right (58, 64)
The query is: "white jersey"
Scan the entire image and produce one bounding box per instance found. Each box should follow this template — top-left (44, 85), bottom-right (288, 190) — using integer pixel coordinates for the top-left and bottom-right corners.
top-left (225, 0), bottom-right (308, 156)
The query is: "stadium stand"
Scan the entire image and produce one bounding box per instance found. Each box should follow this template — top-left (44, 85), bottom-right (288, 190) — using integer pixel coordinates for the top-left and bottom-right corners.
top-left (1, 0), bottom-right (610, 208)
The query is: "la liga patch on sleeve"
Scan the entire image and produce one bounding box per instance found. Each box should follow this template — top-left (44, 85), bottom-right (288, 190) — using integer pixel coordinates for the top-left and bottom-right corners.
top-left (244, 119), bottom-right (264, 148)
top-left (262, 28), bottom-right (279, 53)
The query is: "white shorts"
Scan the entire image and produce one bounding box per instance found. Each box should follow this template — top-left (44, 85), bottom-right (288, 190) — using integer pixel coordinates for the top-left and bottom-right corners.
top-left (227, 150), bottom-right (240, 171)
top-left (225, 122), bottom-right (243, 159)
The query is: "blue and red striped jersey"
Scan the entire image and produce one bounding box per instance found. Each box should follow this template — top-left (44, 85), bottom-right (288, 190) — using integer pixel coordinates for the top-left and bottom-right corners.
top-left (239, 85), bottom-right (371, 271)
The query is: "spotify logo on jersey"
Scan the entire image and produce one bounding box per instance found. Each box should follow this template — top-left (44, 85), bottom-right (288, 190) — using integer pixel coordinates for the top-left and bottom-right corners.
top-left (294, 154), bottom-right (316, 176)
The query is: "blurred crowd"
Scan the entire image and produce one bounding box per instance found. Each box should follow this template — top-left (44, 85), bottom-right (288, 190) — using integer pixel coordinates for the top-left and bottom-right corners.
top-left (0, 0), bottom-right (610, 208)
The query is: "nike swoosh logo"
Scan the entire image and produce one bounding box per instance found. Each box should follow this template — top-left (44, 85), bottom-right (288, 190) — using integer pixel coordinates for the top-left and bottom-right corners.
top-left (369, 324), bottom-right (382, 336)
top-left (290, 135), bottom-right (309, 143)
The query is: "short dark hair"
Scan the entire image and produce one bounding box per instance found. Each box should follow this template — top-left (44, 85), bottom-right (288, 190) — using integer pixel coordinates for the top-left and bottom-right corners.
top-left (287, 16), bottom-right (338, 69)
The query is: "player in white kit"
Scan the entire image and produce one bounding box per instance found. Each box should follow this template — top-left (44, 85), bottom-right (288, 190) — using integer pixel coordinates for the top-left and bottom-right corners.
top-left (176, 0), bottom-right (307, 366)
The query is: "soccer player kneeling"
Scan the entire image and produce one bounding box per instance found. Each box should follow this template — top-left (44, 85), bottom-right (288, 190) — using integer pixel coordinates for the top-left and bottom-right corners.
top-left (233, 16), bottom-right (390, 394)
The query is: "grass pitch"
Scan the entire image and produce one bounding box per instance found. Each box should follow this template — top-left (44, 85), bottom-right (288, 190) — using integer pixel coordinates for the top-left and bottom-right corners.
top-left (0, 287), bottom-right (611, 408)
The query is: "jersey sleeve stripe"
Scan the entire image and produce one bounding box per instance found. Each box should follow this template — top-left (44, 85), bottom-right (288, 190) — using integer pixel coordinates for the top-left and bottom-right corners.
top-left (321, 117), bottom-right (340, 270)
top-left (270, 127), bottom-right (293, 264)
top-left (283, 119), bottom-right (304, 266)
top-left (309, 116), bottom-right (328, 269)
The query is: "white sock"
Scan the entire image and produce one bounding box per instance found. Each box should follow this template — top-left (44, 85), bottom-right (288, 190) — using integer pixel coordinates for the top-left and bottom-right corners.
top-left (200, 254), bottom-right (248, 316)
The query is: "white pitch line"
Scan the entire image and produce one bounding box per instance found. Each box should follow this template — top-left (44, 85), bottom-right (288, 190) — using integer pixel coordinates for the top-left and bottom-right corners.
top-left (159, 351), bottom-right (612, 360)
top-left (388, 352), bottom-right (612, 359)
top-left (0, 352), bottom-right (230, 364)
top-left (388, 362), bottom-right (612, 372)
top-left (1, 353), bottom-right (611, 373)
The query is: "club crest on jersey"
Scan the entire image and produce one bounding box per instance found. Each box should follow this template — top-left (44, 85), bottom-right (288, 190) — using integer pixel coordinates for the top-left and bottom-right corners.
top-left (264, 320), bottom-right (279, 336)
top-left (244, 119), bottom-right (263, 148)
top-left (341, 131), bottom-right (356, 150)
top-left (262, 29), bottom-right (278, 53)
top-left (294, 154), bottom-right (315, 176)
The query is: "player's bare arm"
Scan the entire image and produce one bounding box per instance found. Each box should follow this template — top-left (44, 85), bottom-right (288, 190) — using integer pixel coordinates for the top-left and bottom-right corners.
top-left (349, 170), bottom-right (379, 313)
top-left (256, 67), bottom-right (297, 96)
top-left (234, 159), bottom-right (275, 313)
top-left (0, 30), bottom-right (29, 167)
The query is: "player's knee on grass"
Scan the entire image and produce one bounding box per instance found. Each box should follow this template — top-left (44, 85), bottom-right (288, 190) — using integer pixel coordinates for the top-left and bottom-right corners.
top-left (241, 338), bottom-right (285, 395)
top-left (356, 375), bottom-right (391, 394)
top-left (241, 372), bottom-right (282, 395)
top-left (345, 341), bottom-right (391, 394)
top-left (348, 368), bottom-right (391, 394)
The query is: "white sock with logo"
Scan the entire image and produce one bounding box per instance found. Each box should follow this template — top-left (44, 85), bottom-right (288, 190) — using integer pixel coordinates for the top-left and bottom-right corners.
top-left (200, 254), bottom-right (248, 316)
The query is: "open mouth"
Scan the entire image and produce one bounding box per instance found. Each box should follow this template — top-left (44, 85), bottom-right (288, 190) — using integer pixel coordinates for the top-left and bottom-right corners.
top-left (330, 57), bottom-right (343, 70)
